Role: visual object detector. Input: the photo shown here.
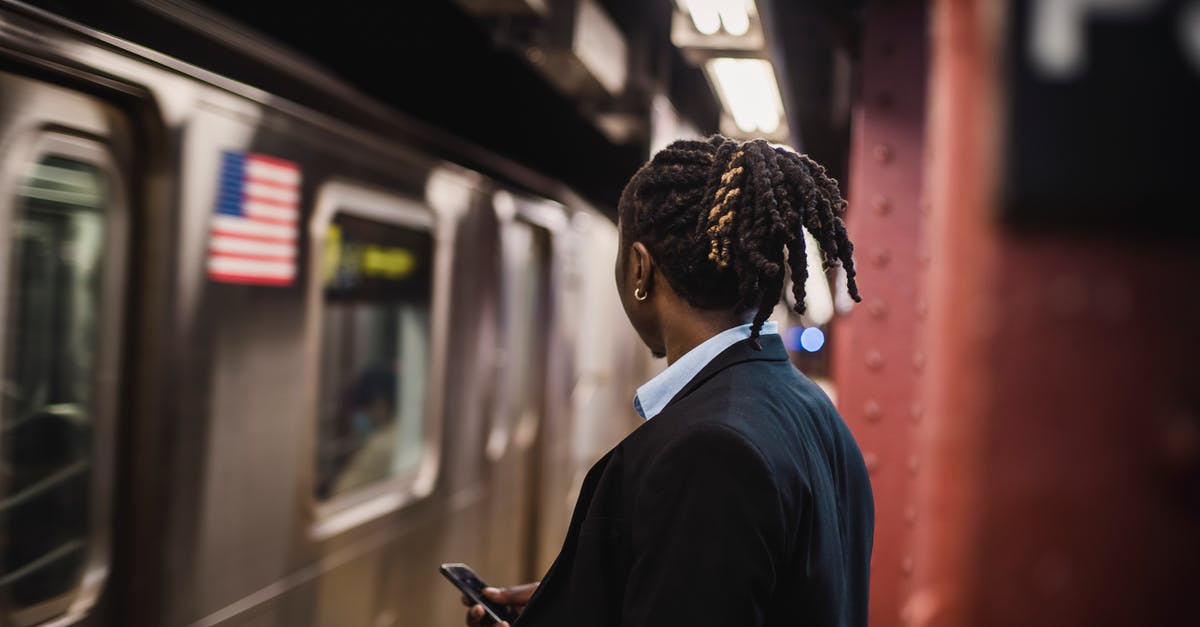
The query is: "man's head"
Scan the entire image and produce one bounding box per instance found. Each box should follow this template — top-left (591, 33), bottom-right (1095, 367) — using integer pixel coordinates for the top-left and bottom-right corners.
top-left (614, 135), bottom-right (861, 354)
top-left (350, 366), bottom-right (397, 430)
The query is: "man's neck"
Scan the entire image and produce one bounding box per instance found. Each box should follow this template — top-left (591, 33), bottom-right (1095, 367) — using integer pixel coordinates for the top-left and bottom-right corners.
top-left (660, 310), bottom-right (752, 365)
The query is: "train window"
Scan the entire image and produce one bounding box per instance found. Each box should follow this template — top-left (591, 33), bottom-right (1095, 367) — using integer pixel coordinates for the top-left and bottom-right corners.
top-left (309, 182), bottom-right (445, 528)
top-left (0, 137), bottom-right (126, 626)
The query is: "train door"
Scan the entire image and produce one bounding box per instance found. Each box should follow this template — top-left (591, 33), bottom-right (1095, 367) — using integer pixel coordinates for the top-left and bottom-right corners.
top-left (0, 72), bottom-right (133, 626)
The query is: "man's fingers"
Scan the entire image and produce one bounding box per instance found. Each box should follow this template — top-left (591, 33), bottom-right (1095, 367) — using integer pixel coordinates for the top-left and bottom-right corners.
top-left (508, 582), bottom-right (540, 602)
top-left (464, 604), bottom-right (488, 626)
top-left (461, 594), bottom-right (472, 607)
top-left (483, 582), bottom-right (539, 606)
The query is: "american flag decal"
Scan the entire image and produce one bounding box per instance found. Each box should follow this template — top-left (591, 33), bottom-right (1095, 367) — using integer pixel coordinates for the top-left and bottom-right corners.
top-left (207, 151), bottom-right (301, 286)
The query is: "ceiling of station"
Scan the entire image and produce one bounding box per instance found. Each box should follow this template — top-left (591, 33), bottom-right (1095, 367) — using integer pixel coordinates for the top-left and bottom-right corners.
top-left (26, 0), bottom-right (864, 215)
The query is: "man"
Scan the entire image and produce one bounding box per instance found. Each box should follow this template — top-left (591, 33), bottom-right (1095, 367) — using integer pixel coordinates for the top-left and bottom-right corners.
top-left (466, 136), bottom-right (874, 627)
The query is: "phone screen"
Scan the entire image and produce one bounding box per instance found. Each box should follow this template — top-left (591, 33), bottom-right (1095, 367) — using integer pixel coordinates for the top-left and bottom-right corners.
top-left (439, 563), bottom-right (517, 624)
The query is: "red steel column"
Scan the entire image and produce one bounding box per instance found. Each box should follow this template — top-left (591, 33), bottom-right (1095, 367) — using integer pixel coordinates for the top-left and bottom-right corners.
top-left (911, 1), bottom-right (1200, 626)
top-left (833, 3), bottom-right (928, 627)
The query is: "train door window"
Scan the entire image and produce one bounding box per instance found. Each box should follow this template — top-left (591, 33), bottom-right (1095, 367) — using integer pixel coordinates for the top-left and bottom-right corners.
top-left (0, 135), bottom-right (126, 625)
top-left (309, 182), bottom-right (444, 526)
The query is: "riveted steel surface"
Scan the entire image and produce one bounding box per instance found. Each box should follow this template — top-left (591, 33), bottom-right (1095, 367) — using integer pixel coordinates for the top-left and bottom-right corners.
top-left (832, 3), bottom-right (929, 626)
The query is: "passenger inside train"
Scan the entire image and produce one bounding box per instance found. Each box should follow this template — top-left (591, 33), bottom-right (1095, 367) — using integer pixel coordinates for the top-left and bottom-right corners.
top-left (323, 366), bottom-right (399, 498)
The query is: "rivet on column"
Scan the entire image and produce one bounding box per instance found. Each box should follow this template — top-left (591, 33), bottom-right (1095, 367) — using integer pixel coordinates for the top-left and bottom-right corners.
top-left (871, 194), bottom-right (892, 215)
top-left (864, 452), bottom-right (880, 474)
top-left (873, 144), bottom-right (894, 164)
top-left (868, 298), bottom-right (889, 320)
top-left (864, 400), bottom-right (883, 423)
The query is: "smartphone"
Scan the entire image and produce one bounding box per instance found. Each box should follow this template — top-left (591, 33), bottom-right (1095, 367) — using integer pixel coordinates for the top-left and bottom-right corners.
top-left (439, 563), bottom-right (518, 624)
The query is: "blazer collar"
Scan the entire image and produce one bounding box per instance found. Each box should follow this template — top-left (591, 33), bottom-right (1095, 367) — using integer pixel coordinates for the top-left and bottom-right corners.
top-left (661, 333), bottom-right (790, 413)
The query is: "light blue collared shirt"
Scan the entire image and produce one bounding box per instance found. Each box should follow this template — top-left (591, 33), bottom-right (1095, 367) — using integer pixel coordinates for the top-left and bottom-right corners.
top-left (633, 321), bottom-right (779, 420)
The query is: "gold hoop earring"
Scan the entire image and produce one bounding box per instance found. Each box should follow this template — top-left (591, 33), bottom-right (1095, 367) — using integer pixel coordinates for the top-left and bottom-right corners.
top-left (634, 287), bottom-right (648, 301)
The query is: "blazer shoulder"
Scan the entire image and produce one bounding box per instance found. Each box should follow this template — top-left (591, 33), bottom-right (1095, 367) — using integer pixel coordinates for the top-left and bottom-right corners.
top-left (635, 420), bottom-right (781, 505)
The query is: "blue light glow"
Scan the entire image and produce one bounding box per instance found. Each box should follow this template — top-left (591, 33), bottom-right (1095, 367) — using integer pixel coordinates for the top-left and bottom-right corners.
top-left (784, 327), bottom-right (805, 351)
top-left (800, 327), bottom-right (825, 352)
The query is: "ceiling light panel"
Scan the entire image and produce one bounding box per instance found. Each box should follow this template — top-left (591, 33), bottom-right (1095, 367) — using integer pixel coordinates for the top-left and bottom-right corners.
top-left (705, 57), bottom-right (784, 134)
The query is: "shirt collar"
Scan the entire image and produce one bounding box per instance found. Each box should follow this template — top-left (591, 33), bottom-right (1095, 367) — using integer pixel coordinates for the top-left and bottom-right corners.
top-left (633, 321), bottom-right (779, 420)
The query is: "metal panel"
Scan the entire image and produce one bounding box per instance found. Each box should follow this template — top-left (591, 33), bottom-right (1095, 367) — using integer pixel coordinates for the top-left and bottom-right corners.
top-left (832, 3), bottom-right (929, 627)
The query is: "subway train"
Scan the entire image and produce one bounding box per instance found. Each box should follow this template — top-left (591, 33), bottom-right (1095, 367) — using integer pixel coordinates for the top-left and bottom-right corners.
top-left (0, 2), bottom-right (660, 626)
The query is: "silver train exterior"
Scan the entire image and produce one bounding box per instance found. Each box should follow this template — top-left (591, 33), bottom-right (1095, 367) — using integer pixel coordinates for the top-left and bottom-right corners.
top-left (0, 3), bottom-right (654, 626)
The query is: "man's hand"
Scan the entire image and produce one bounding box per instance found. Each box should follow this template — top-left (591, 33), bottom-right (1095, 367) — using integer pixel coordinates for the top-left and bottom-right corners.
top-left (461, 582), bottom-right (539, 626)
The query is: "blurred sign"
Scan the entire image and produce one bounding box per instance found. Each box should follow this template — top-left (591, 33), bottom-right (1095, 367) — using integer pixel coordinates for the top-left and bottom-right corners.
top-left (1003, 0), bottom-right (1200, 235)
top-left (324, 213), bottom-right (433, 302)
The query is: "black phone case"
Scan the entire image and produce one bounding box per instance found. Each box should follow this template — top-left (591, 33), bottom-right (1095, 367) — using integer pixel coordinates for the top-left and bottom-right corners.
top-left (439, 563), bottom-right (518, 623)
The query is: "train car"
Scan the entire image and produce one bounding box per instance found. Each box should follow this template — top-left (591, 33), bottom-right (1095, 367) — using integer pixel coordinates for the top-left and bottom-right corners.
top-left (0, 2), bottom-right (654, 626)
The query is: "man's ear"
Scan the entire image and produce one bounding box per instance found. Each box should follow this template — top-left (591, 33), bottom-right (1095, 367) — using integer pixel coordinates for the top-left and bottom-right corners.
top-left (631, 241), bottom-right (655, 289)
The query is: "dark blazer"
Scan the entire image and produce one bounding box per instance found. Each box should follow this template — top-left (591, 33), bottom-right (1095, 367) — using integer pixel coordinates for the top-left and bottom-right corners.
top-left (516, 334), bottom-right (874, 627)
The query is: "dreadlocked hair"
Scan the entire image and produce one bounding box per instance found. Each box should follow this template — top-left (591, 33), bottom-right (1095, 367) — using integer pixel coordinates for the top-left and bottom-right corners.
top-left (617, 135), bottom-right (862, 345)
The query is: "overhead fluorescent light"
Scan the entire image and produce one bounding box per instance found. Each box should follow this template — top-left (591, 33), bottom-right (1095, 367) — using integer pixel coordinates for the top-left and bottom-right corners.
top-left (680, 0), bottom-right (721, 35)
top-left (704, 57), bottom-right (784, 134)
top-left (677, 0), bottom-right (753, 37)
top-left (717, 0), bottom-right (750, 36)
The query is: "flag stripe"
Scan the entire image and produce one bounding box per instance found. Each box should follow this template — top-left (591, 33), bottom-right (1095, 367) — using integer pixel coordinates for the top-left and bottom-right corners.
top-left (208, 271), bottom-right (294, 286)
top-left (245, 159), bottom-right (301, 185)
top-left (244, 177), bottom-right (297, 191)
top-left (208, 255), bottom-right (296, 279)
top-left (211, 229), bottom-right (296, 245)
top-left (210, 235), bottom-right (295, 258)
top-left (244, 201), bottom-right (298, 221)
top-left (211, 215), bottom-right (296, 240)
top-left (246, 214), bottom-right (298, 226)
top-left (211, 250), bottom-right (298, 263)
top-left (244, 182), bottom-right (299, 204)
